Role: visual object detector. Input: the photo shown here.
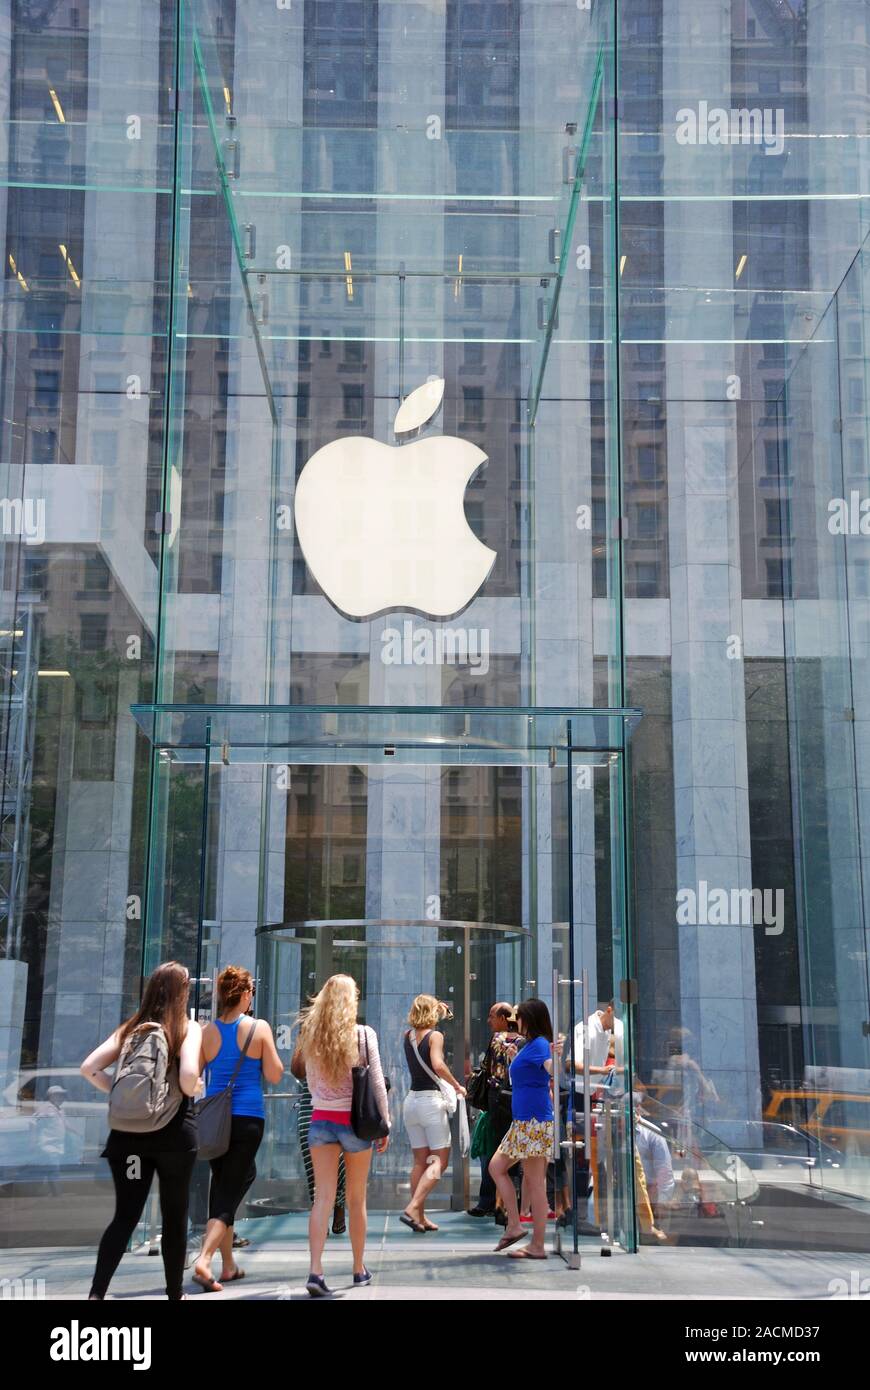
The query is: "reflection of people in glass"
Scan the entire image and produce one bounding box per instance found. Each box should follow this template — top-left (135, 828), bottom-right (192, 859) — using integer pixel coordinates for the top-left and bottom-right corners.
top-left (573, 1000), bottom-right (624, 1085)
top-left (665, 1026), bottom-right (720, 1153)
top-left (633, 1085), bottom-right (674, 1241)
top-left (33, 1084), bottom-right (68, 1161)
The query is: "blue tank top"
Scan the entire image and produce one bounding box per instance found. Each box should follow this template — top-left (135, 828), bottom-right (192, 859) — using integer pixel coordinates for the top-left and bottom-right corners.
top-left (205, 1018), bottom-right (265, 1119)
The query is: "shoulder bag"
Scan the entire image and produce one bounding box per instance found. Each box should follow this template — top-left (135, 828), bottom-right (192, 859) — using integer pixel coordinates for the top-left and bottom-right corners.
top-left (465, 1038), bottom-right (493, 1112)
top-left (410, 1030), bottom-right (458, 1118)
top-left (194, 1019), bottom-right (259, 1160)
top-left (351, 1026), bottom-right (390, 1141)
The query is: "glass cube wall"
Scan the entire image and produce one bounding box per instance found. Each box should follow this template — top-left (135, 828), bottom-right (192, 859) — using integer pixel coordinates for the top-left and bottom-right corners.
top-left (1, 0), bottom-right (870, 1251)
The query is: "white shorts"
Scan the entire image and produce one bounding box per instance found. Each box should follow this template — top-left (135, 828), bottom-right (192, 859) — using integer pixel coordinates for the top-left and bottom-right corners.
top-left (403, 1089), bottom-right (452, 1150)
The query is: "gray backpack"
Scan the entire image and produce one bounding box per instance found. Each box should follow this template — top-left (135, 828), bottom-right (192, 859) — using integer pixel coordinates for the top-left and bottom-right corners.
top-left (109, 1022), bottom-right (183, 1133)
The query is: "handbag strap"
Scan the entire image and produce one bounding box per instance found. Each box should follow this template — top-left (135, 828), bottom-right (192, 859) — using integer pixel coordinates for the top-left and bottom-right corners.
top-left (356, 1025), bottom-right (369, 1066)
top-left (222, 1018), bottom-right (258, 1092)
top-left (409, 1029), bottom-right (450, 1093)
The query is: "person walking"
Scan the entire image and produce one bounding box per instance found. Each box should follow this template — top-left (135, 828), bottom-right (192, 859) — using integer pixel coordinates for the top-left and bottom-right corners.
top-left (489, 998), bottom-right (558, 1261)
top-left (467, 1001), bottom-right (520, 1219)
top-left (400, 995), bottom-right (467, 1233)
top-left (81, 961), bottom-right (203, 1302)
top-left (291, 1043), bottom-right (347, 1234)
top-left (192, 965), bottom-right (284, 1291)
top-left (297, 974), bottom-right (390, 1296)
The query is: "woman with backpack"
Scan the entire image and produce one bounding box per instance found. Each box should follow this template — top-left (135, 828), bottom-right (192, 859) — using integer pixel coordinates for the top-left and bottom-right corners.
top-left (192, 965), bottom-right (284, 1292)
top-left (296, 974), bottom-right (390, 1297)
top-left (81, 961), bottom-right (203, 1301)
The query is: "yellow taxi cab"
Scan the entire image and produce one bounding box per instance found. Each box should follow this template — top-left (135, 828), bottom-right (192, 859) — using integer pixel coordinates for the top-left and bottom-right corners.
top-left (763, 1089), bottom-right (870, 1156)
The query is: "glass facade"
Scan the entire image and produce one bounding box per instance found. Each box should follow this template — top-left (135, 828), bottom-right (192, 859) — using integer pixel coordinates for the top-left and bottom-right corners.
top-left (1, 0), bottom-right (870, 1263)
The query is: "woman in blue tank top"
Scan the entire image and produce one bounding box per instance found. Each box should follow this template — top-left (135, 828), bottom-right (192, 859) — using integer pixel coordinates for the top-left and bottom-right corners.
top-left (192, 966), bottom-right (284, 1292)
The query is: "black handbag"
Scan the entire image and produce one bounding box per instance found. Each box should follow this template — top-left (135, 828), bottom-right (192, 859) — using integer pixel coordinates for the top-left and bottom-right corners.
top-left (351, 1026), bottom-right (390, 1141)
top-left (194, 1020), bottom-right (258, 1160)
top-left (466, 1040), bottom-right (492, 1111)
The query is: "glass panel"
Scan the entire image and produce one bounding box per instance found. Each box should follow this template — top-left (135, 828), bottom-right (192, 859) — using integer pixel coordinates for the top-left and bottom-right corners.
top-left (550, 743), bottom-right (636, 1261)
top-left (252, 920), bottom-right (526, 1215)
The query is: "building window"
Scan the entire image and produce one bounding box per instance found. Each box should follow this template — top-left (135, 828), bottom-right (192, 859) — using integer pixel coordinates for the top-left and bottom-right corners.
top-left (765, 498), bottom-right (790, 541)
top-left (462, 387), bottom-right (484, 426)
top-left (342, 385), bottom-right (364, 421)
top-left (80, 613), bottom-right (108, 652)
top-left (636, 445), bottom-right (660, 481)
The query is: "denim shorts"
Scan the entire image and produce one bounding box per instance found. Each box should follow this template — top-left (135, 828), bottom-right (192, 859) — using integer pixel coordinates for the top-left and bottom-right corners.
top-left (307, 1119), bottom-right (372, 1154)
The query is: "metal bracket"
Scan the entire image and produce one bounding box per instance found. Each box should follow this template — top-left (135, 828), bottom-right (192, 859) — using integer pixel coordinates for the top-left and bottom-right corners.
top-left (222, 139), bottom-right (241, 179)
top-left (153, 511), bottom-right (172, 535)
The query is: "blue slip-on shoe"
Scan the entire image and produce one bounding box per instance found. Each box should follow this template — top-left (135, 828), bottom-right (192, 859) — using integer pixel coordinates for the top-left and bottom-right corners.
top-left (353, 1267), bottom-right (373, 1286)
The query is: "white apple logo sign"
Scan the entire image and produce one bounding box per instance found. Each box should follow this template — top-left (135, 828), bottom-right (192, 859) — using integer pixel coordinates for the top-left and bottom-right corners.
top-left (293, 377), bottom-right (497, 620)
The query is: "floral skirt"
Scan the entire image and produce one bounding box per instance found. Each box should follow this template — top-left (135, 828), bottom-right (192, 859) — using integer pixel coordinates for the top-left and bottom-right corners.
top-left (497, 1118), bottom-right (554, 1161)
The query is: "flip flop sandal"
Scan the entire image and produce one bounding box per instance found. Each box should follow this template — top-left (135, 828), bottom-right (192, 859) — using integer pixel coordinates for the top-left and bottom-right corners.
top-left (222, 1269), bottom-right (246, 1283)
top-left (507, 1248), bottom-right (549, 1260)
top-left (494, 1232), bottom-right (528, 1252)
top-left (192, 1272), bottom-right (223, 1293)
top-left (399, 1213), bottom-right (427, 1233)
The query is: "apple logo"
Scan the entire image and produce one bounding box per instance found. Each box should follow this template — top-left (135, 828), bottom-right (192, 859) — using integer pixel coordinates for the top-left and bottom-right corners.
top-left (293, 378), bottom-right (497, 620)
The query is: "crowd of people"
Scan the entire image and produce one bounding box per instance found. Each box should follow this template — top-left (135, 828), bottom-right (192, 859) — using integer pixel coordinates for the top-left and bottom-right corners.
top-left (80, 960), bottom-right (680, 1299)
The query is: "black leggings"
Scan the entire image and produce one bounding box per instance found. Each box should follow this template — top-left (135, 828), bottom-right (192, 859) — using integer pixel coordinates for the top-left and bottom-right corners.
top-left (208, 1115), bottom-right (264, 1227)
top-left (91, 1148), bottom-right (196, 1301)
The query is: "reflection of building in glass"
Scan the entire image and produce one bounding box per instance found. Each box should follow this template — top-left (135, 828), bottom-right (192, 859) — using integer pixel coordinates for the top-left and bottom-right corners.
top-left (0, 0), bottom-right (869, 1260)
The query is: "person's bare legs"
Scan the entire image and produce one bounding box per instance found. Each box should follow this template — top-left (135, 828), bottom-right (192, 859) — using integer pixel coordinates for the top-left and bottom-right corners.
top-left (406, 1146), bottom-right (450, 1230)
top-left (308, 1144), bottom-right (340, 1277)
top-left (489, 1151), bottom-right (523, 1238)
top-left (342, 1147), bottom-right (373, 1276)
top-left (406, 1146), bottom-right (429, 1222)
top-left (194, 1218), bottom-right (229, 1287)
top-left (218, 1224), bottom-right (237, 1279)
top-left (509, 1156), bottom-right (548, 1256)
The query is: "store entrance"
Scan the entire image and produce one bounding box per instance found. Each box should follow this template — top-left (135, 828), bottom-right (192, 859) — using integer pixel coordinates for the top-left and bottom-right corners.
top-left (133, 703), bottom-right (640, 1259)
top-left (254, 918), bottom-right (526, 1213)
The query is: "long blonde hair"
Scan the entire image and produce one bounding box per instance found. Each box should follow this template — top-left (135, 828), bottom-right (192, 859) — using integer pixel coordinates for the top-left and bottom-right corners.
top-left (296, 974), bottom-right (360, 1084)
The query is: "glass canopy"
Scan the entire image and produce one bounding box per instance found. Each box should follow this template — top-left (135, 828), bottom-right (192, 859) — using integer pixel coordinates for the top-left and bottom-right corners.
top-left (131, 703), bottom-right (642, 765)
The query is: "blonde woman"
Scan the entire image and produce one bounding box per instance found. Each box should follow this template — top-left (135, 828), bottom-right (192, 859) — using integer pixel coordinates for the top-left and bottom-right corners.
top-left (401, 995), bottom-right (466, 1233)
top-left (297, 975), bottom-right (390, 1297)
